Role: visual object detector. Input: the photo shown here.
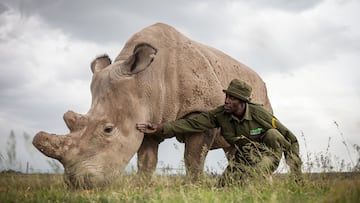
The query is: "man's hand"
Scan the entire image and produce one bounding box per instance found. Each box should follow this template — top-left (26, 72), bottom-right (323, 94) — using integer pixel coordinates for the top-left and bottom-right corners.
top-left (136, 122), bottom-right (163, 134)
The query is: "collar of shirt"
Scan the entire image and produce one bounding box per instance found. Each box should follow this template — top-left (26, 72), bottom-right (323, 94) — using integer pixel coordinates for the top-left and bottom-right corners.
top-left (229, 103), bottom-right (252, 123)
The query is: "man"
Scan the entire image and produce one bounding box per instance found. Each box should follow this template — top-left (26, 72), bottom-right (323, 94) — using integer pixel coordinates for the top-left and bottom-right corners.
top-left (136, 79), bottom-right (302, 185)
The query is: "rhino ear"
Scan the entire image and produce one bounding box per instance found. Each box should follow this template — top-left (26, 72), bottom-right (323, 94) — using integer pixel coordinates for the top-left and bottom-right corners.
top-left (123, 43), bottom-right (157, 74)
top-left (90, 54), bottom-right (112, 73)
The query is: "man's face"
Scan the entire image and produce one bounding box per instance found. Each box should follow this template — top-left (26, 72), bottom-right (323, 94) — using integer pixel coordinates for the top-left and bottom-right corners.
top-left (224, 94), bottom-right (242, 113)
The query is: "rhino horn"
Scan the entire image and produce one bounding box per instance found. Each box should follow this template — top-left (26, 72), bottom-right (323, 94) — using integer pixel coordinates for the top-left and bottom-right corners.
top-left (90, 54), bottom-right (112, 73)
top-left (32, 131), bottom-right (69, 161)
top-left (63, 111), bottom-right (88, 133)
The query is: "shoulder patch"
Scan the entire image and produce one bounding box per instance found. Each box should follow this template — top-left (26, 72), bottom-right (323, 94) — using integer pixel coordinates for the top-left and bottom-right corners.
top-left (271, 117), bottom-right (277, 129)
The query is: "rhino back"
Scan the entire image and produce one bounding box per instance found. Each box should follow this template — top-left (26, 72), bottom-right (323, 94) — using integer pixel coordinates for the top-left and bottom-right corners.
top-left (115, 23), bottom-right (272, 121)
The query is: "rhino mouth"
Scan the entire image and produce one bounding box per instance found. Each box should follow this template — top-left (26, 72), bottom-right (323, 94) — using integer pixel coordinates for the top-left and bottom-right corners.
top-left (64, 172), bottom-right (107, 189)
top-left (64, 166), bottom-right (109, 189)
top-left (63, 158), bottom-right (124, 189)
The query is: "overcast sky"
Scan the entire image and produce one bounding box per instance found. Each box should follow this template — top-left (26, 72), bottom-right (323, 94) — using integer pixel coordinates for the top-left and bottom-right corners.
top-left (0, 0), bottom-right (359, 174)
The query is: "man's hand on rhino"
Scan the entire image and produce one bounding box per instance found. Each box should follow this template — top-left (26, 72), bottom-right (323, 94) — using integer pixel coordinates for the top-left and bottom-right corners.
top-left (136, 122), bottom-right (163, 134)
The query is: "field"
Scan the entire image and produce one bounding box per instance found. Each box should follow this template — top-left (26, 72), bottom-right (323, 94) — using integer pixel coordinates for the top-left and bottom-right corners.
top-left (1, 129), bottom-right (359, 202)
top-left (1, 172), bottom-right (360, 203)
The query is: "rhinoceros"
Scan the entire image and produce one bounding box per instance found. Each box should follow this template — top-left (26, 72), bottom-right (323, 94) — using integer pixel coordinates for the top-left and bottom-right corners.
top-left (33, 23), bottom-right (272, 188)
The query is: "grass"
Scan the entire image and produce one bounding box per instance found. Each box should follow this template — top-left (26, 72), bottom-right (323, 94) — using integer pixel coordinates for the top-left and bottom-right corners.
top-left (1, 172), bottom-right (360, 202)
top-left (1, 122), bottom-right (359, 202)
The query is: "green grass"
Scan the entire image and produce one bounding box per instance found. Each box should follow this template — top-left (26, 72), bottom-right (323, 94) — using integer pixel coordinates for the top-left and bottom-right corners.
top-left (1, 172), bottom-right (359, 203)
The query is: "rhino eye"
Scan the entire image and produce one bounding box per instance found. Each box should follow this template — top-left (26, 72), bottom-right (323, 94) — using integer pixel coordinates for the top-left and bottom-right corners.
top-left (104, 124), bottom-right (114, 134)
top-left (104, 127), bottom-right (113, 133)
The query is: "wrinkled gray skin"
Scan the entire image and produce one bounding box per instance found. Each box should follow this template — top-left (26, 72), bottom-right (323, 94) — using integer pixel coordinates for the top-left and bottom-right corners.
top-left (33, 23), bottom-right (272, 189)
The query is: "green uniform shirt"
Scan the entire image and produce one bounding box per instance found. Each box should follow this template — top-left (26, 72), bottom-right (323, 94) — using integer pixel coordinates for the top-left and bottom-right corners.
top-left (163, 103), bottom-right (299, 149)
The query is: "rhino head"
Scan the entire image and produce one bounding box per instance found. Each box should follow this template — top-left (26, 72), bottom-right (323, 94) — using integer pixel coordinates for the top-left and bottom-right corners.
top-left (33, 43), bottom-right (158, 189)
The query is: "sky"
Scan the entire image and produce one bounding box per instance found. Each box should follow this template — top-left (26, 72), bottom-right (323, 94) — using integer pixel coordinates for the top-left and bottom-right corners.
top-left (0, 0), bottom-right (359, 174)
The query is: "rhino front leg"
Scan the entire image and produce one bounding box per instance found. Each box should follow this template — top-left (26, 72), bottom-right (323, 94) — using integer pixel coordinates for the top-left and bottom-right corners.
top-left (137, 136), bottom-right (162, 178)
top-left (183, 129), bottom-right (216, 181)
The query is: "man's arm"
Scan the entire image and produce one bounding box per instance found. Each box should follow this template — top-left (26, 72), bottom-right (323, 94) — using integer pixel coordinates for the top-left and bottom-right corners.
top-left (136, 107), bottom-right (221, 135)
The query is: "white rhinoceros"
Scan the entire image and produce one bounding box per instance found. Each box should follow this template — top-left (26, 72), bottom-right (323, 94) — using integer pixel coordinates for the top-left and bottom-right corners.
top-left (33, 23), bottom-right (272, 188)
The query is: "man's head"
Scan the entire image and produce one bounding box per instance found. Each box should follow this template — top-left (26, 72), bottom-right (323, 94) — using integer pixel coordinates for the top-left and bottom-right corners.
top-left (223, 79), bottom-right (252, 115)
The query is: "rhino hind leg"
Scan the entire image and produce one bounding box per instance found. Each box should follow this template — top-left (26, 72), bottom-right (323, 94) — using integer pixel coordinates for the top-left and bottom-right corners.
top-left (183, 129), bottom-right (217, 181)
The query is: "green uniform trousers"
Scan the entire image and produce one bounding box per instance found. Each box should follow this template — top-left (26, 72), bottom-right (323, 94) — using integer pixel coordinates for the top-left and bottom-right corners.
top-left (219, 128), bottom-right (293, 186)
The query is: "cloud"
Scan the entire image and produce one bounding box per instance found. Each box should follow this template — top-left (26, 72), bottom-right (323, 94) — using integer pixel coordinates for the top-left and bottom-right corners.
top-left (4, 0), bottom-right (357, 75)
top-left (244, 0), bottom-right (324, 12)
top-left (0, 8), bottom-right (120, 135)
top-left (1, 0), bottom-right (197, 43)
top-left (204, 1), bottom-right (360, 75)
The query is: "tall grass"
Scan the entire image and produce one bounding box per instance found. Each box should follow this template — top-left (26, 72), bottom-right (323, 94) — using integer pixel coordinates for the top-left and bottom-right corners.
top-left (334, 120), bottom-right (355, 168)
top-left (1, 170), bottom-right (360, 202)
top-left (297, 121), bottom-right (360, 174)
